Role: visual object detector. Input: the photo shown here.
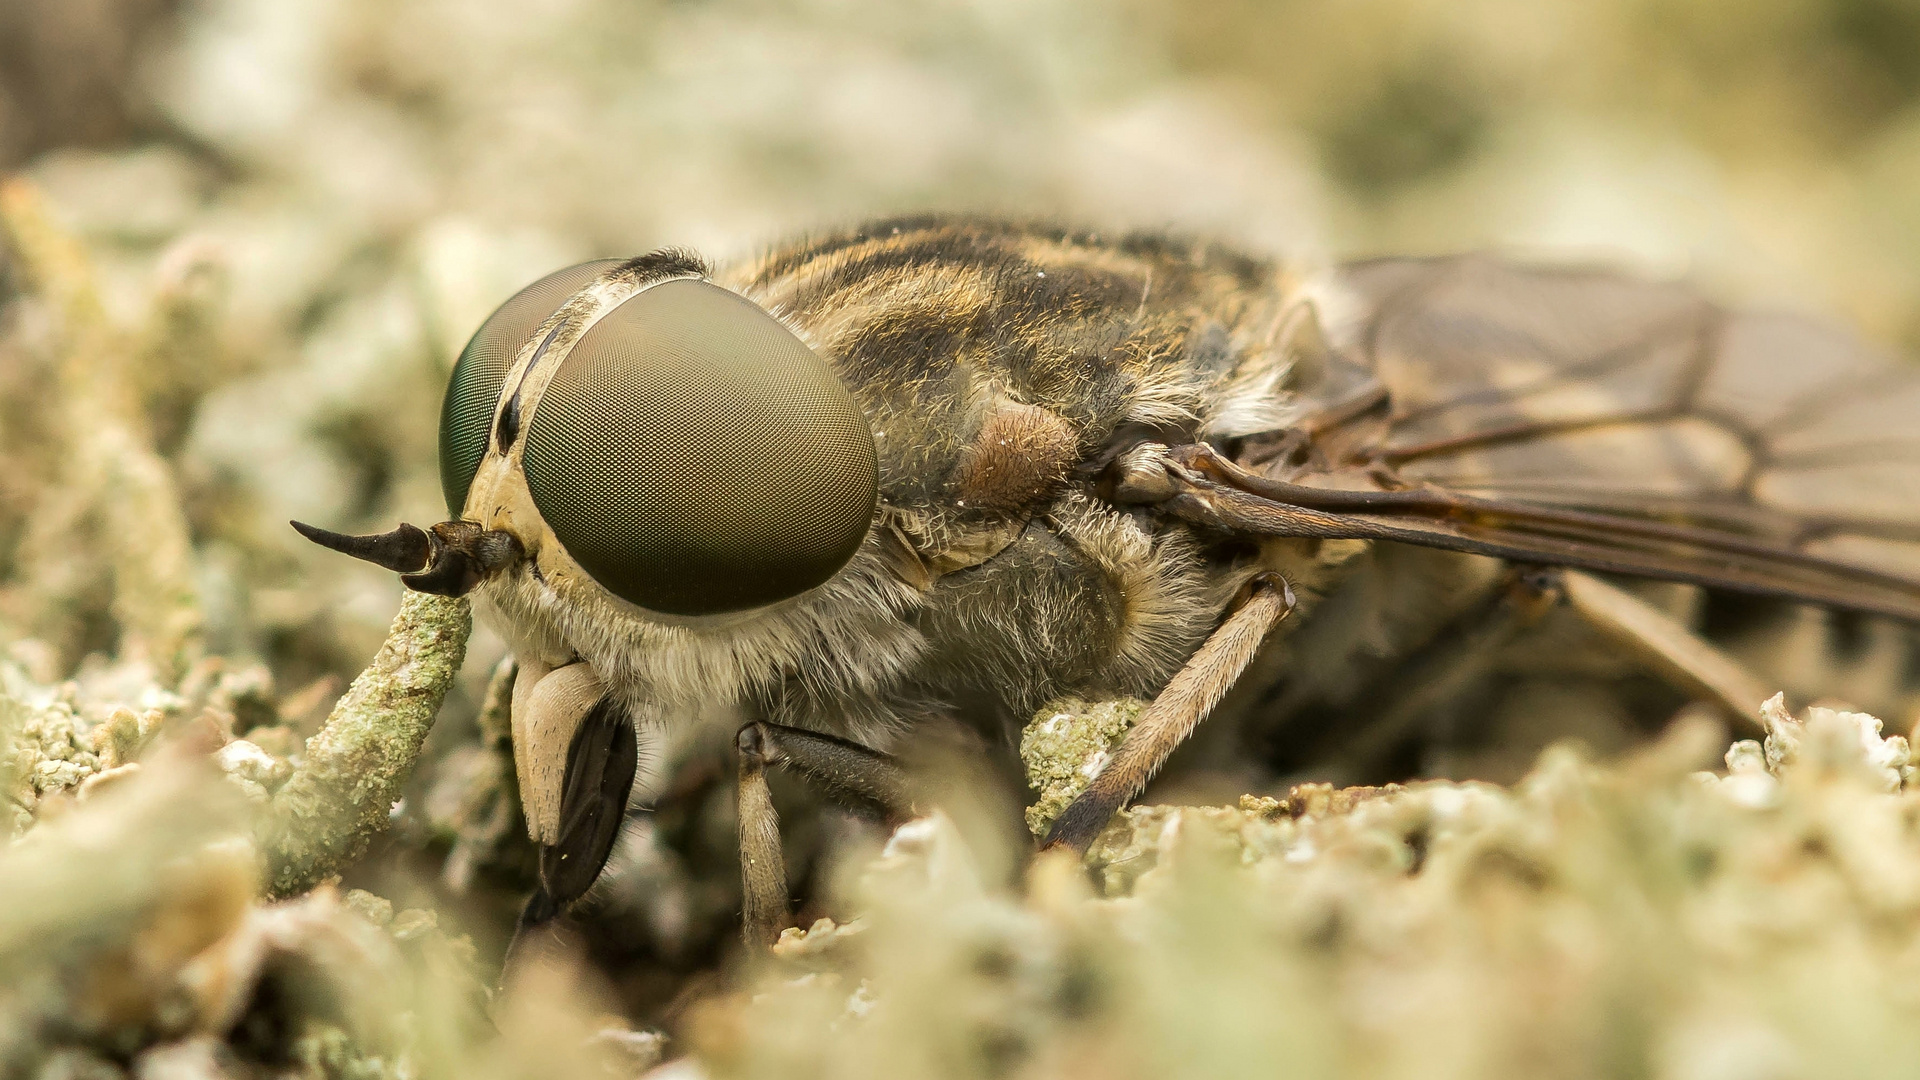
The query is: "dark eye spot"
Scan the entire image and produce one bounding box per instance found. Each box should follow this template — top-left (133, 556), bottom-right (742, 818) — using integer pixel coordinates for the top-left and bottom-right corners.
top-left (438, 260), bottom-right (619, 516)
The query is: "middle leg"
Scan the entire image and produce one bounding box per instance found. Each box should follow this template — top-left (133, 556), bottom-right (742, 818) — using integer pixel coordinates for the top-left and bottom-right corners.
top-left (733, 721), bottom-right (920, 948)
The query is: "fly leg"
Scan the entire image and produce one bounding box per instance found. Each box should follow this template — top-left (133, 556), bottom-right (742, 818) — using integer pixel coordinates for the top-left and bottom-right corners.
top-left (1328, 564), bottom-right (1758, 772)
top-left (1318, 568), bottom-right (1563, 777)
top-left (1328, 566), bottom-right (1770, 778)
top-left (733, 728), bottom-right (787, 951)
top-left (733, 722), bottom-right (919, 949)
top-left (1555, 567), bottom-right (1770, 730)
top-left (1041, 573), bottom-right (1296, 856)
top-left (1109, 442), bottom-right (1772, 765)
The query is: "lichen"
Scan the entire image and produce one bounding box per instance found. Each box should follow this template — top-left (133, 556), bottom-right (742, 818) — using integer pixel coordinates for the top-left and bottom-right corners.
top-left (0, 659), bottom-right (309, 832)
top-left (258, 591), bottom-right (471, 898)
top-left (14, 631), bottom-right (1920, 1078)
top-left (290, 1023), bottom-right (406, 1080)
top-left (0, 181), bottom-right (204, 682)
top-left (684, 702), bottom-right (1920, 1079)
top-left (1018, 696), bottom-right (1145, 836)
top-left (13, 701), bottom-right (99, 800)
top-left (425, 657), bottom-right (530, 894)
top-left (0, 688), bottom-right (24, 839)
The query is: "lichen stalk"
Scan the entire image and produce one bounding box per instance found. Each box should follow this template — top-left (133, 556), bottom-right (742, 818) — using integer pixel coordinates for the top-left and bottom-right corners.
top-left (260, 591), bottom-right (471, 897)
top-left (0, 179), bottom-right (204, 680)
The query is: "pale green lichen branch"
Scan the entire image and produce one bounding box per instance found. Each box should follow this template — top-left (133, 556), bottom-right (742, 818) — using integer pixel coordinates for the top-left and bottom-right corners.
top-left (0, 179), bottom-right (204, 680)
top-left (259, 591), bottom-right (471, 896)
top-left (1019, 696), bottom-right (1144, 837)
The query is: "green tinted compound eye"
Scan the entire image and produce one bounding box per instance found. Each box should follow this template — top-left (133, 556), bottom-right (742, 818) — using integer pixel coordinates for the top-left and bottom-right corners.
top-left (523, 279), bottom-right (879, 616)
top-left (438, 260), bottom-right (621, 516)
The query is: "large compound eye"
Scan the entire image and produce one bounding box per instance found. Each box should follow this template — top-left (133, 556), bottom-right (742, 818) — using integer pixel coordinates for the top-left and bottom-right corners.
top-left (438, 260), bottom-right (621, 515)
top-left (523, 279), bottom-right (878, 616)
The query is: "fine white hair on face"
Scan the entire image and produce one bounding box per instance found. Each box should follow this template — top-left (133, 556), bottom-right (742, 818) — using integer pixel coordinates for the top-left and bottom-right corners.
top-left (478, 530), bottom-right (933, 744)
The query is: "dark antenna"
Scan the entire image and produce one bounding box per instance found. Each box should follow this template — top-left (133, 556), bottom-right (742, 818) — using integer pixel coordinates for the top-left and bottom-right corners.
top-left (289, 520), bottom-right (433, 573)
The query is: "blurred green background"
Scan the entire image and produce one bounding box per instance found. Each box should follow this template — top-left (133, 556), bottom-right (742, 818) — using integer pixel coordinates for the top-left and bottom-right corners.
top-left (5, 0), bottom-right (1920, 695)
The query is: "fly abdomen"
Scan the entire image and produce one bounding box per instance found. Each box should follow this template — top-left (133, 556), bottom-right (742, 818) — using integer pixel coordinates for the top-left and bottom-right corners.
top-left (1700, 590), bottom-right (1920, 723)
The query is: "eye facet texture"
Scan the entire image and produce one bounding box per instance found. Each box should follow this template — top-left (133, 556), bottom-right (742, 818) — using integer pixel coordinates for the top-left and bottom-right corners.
top-left (438, 260), bottom-right (619, 515)
top-left (523, 279), bottom-right (878, 616)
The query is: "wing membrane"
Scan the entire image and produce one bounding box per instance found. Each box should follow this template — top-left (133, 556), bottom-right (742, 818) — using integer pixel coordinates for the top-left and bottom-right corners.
top-left (1220, 256), bottom-right (1920, 619)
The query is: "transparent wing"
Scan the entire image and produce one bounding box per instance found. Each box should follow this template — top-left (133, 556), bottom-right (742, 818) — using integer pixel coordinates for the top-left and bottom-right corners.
top-left (1202, 255), bottom-right (1920, 620)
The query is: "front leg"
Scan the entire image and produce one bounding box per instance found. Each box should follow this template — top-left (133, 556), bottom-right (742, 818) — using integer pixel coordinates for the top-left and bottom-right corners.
top-left (733, 721), bottom-right (919, 949)
top-left (1042, 573), bottom-right (1295, 855)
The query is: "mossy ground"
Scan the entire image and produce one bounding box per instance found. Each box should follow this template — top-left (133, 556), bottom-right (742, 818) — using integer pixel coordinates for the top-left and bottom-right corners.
top-left (11, 625), bottom-right (1920, 1079)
